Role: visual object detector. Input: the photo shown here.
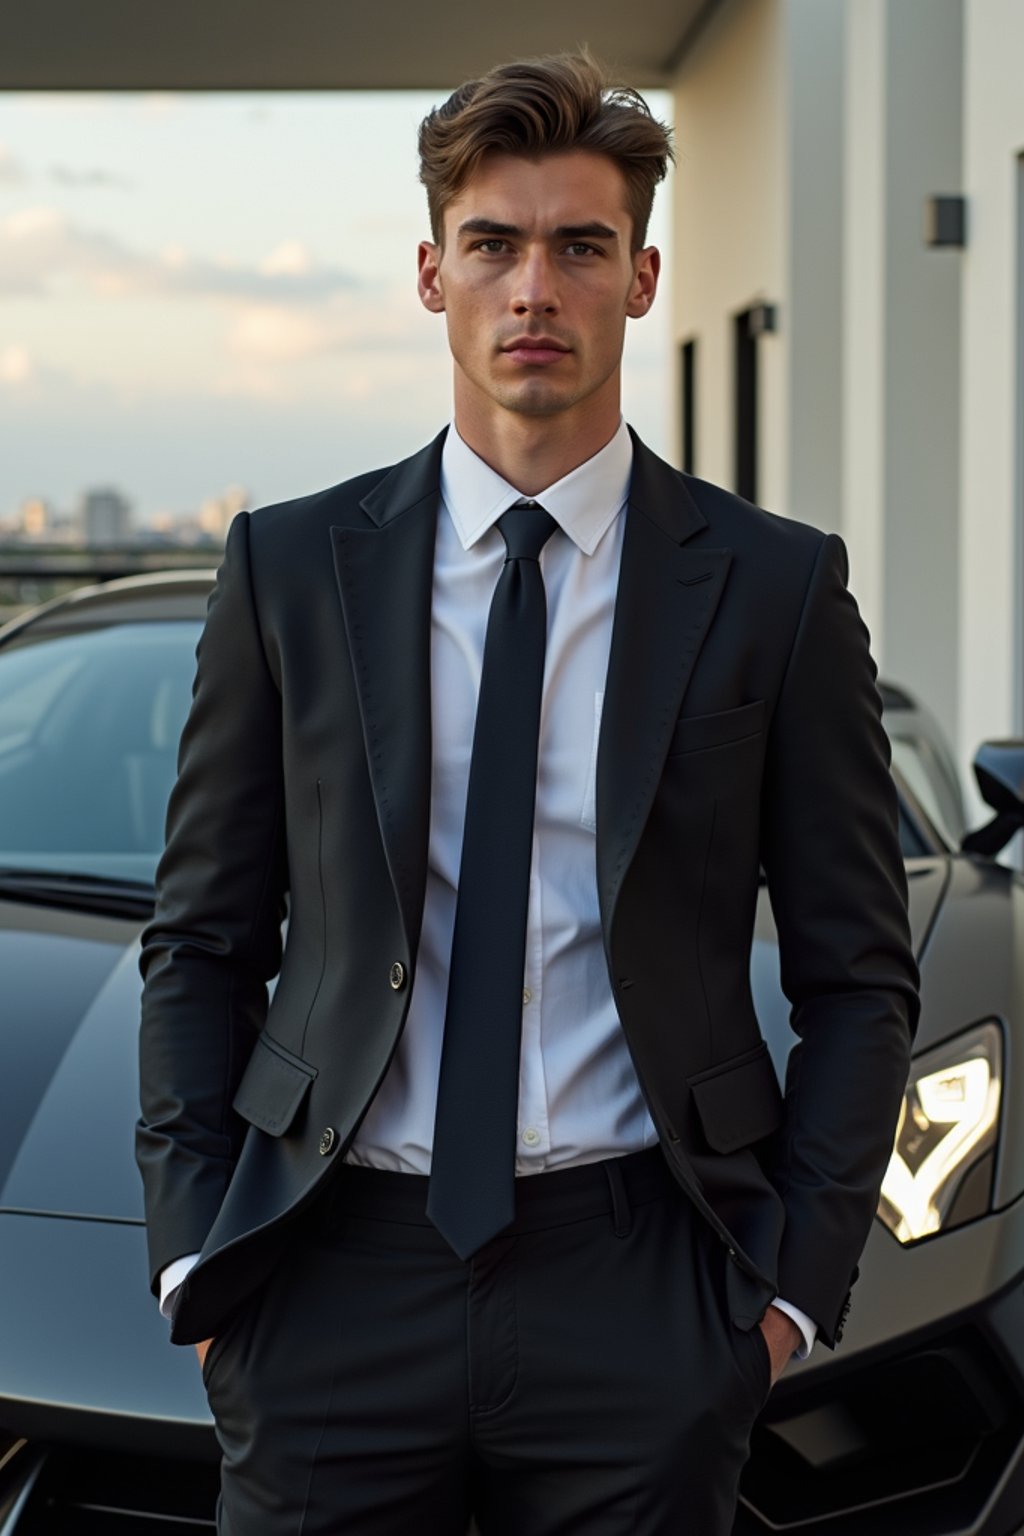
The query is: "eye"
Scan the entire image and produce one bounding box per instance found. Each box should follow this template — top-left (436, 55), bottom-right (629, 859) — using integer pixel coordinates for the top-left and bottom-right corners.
top-left (565, 242), bottom-right (602, 258)
top-left (473, 239), bottom-right (510, 255)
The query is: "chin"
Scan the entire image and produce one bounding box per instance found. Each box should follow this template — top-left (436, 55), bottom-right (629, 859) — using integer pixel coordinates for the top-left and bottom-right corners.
top-left (491, 381), bottom-right (584, 418)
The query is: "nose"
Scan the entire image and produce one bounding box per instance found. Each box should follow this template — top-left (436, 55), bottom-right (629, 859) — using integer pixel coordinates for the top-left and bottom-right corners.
top-left (512, 246), bottom-right (558, 315)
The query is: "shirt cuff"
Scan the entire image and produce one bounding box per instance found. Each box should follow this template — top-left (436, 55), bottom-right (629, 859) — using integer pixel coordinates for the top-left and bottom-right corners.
top-left (158, 1252), bottom-right (201, 1320)
top-left (770, 1297), bottom-right (818, 1359)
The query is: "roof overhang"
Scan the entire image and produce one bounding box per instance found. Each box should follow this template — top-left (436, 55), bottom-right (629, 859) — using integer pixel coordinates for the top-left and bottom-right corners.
top-left (0, 0), bottom-right (722, 91)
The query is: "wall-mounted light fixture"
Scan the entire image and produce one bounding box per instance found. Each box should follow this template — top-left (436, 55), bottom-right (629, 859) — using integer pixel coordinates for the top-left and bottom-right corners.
top-left (924, 195), bottom-right (967, 249)
top-left (746, 302), bottom-right (778, 337)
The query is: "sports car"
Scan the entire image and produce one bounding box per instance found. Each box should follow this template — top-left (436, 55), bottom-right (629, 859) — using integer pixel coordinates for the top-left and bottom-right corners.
top-left (0, 570), bottom-right (1022, 1536)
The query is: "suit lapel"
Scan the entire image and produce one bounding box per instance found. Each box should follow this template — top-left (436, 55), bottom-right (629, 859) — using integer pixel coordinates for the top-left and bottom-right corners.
top-left (596, 434), bottom-right (733, 937)
top-left (331, 430), bottom-right (446, 956)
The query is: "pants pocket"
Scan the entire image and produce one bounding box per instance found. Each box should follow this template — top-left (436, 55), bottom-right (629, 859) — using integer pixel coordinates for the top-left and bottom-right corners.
top-left (732, 1319), bottom-right (772, 1411)
top-left (201, 1312), bottom-right (240, 1394)
top-left (201, 1280), bottom-right (267, 1398)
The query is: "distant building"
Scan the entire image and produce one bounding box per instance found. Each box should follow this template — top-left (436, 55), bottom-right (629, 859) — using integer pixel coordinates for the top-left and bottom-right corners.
top-left (198, 484), bottom-right (249, 543)
top-left (18, 497), bottom-right (51, 539)
top-left (81, 487), bottom-right (132, 545)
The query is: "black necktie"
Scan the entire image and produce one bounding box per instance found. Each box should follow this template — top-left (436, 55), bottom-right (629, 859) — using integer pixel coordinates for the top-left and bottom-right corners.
top-left (426, 500), bottom-right (558, 1259)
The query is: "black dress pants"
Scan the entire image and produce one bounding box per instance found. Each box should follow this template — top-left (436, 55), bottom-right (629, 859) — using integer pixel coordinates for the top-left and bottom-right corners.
top-left (202, 1148), bottom-right (773, 1535)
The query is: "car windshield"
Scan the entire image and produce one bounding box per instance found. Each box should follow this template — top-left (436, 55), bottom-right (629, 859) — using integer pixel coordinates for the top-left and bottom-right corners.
top-left (0, 614), bottom-right (944, 888)
top-left (0, 619), bottom-right (201, 885)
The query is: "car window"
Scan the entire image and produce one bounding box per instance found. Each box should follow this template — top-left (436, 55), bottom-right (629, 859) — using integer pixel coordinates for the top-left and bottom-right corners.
top-left (897, 799), bottom-right (932, 859)
top-left (0, 620), bottom-right (201, 884)
top-left (0, 648), bottom-right (84, 755)
top-left (888, 734), bottom-right (962, 849)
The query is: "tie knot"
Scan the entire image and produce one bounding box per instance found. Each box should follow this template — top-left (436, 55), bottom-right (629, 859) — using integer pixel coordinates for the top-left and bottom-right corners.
top-left (498, 501), bottom-right (557, 562)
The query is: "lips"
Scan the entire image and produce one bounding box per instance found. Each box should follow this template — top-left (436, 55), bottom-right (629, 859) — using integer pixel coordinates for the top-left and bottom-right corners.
top-left (501, 338), bottom-right (571, 365)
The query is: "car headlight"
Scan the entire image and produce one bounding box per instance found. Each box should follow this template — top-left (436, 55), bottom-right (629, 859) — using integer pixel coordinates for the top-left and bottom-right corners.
top-left (877, 1020), bottom-right (1002, 1244)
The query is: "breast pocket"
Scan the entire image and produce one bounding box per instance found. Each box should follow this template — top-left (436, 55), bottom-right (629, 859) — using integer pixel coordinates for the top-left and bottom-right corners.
top-left (666, 698), bottom-right (765, 758)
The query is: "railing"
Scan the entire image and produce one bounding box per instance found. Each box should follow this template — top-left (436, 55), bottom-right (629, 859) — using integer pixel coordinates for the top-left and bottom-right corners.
top-left (0, 547), bottom-right (220, 619)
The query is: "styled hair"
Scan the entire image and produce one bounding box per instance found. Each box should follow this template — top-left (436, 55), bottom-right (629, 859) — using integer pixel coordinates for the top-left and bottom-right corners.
top-left (418, 51), bottom-right (674, 251)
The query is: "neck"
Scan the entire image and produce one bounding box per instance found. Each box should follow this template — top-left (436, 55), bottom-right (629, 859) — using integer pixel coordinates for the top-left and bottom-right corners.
top-left (452, 384), bottom-right (622, 497)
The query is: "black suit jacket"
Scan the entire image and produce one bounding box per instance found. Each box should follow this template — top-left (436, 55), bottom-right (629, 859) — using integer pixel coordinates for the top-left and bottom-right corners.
top-left (136, 428), bottom-right (920, 1348)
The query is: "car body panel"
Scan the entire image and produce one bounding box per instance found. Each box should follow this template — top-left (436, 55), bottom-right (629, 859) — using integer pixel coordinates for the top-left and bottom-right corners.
top-left (0, 1214), bottom-right (210, 1459)
top-left (0, 904), bottom-right (129, 1198)
top-left (2, 939), bottom-right (147, 1219)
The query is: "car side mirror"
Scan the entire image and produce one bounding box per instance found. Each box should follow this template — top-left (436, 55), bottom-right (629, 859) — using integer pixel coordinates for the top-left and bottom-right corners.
top-left (961, 740), bottom-right (1024, 856)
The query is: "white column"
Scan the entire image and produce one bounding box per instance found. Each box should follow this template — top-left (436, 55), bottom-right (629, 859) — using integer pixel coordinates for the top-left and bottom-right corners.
top-left (842, 0), bottom-right (963, 755)
top-left (959, 0), bottom-right (1024, 789)
top-left (841, 0), bottom-right (887, 653)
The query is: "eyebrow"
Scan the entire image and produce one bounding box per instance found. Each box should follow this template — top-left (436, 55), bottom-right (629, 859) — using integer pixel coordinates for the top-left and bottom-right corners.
top-left (456, 217), bottom-right (619, 242)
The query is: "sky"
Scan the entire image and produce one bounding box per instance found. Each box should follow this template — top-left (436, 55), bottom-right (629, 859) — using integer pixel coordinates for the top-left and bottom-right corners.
top-left (0, 90), bottom-right (673, 528)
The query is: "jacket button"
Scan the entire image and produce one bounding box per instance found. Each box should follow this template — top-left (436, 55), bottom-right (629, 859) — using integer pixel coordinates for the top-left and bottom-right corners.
top-left (318, 1127), bottom-right (336, 1156)
top-left (389, 961), bottom-right (406, 991)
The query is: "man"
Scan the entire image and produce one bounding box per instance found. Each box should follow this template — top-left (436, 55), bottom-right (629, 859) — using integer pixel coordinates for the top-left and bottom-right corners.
top-left (137, 51), bottom-right (920, 1535)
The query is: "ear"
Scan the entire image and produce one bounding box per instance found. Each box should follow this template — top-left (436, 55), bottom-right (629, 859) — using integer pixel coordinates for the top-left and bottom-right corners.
top-left (626, 245), bottom-right (660, 319)
top-left (418, 240), bottom-right (446, 314)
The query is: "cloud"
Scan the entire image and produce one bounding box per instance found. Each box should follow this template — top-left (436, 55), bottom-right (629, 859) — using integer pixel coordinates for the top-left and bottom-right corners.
top-left (208, 280), bottom-right (447, 402)
top-left (222, 278), bottom-right (441, 363)
top-left (139, 94), bottom-right (181, 115)
top-left (0, 206), bottom-right (359, 301)
top-left (0, 343), bottom-right (32, 383)
top-left (48, 164), bottom-right (135, 191)
top-left (0, 143), bottom-right (25, 185)
top-left (19, 95), bottom-right (110, 115)
top-left (260, 240), bottom-right (312, 277)
top-left (227, 306), bottom-right (324, 361)
top-left (0, 341), bottom-right (78, 396)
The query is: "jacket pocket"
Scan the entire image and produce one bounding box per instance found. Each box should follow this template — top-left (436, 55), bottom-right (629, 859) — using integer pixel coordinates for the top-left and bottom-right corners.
top-left (668, 698), bottom-right (765, 757)
top-left (688, 1040), bottom-right (783, 1153)
top-left (232, 1031), bottom-right (318, 1136)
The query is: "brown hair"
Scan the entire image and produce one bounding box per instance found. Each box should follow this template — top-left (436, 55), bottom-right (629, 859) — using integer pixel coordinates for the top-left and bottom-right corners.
top-left (418, 51), bottom-right (674, 251)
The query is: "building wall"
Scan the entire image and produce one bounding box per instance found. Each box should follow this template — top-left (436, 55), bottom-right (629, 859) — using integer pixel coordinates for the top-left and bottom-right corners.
top-left (960, 0), bottom-right (1024, 780)
top-left (841, 0), bottom-right (890, 656)
top-left (670, 0), bottom-right (846, 526)
top-left (843, 0), bottom-right (963, 750)
top-left (841, 0), bottom-right (964, 749)
top-left (784, 0), bottom-right (844, 533)
top-left (671, 0), bottom-right (787, 512)
top-left (884, 0), bottom-right (962, 754)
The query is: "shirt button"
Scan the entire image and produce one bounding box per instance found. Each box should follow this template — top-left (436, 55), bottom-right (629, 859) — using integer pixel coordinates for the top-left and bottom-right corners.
top-left (522, 988), bottom-right (532, 1005)
top-left (389, 961), bottom-right (406, 991)
top-left (521, 1127), bottom-right (540, 1147)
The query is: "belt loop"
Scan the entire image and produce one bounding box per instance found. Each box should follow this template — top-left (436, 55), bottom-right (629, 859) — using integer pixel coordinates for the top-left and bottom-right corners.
top-left (604, 1158), bottom-right (632, 1239)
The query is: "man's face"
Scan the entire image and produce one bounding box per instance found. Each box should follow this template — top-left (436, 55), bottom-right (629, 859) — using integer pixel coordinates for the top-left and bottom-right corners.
top-left (417, 149), bottom-right (659, 428)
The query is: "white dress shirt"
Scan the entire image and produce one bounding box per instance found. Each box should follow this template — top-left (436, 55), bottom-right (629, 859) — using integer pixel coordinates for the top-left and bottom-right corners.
top-left (347, 417), bottom-right (651, 1174)
top-left (159, 418), bottom-right (815, 1357)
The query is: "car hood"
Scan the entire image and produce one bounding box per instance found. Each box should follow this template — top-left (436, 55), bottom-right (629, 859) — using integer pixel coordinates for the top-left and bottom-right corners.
top-left (0, 900), bottom-right (146, 1219)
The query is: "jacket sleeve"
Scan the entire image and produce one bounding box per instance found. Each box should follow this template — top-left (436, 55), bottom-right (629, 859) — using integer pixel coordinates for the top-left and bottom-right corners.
top-left (136, 510), bottom-right (287, 1293)
top-left (759, 530), bottom-right (920, 1346)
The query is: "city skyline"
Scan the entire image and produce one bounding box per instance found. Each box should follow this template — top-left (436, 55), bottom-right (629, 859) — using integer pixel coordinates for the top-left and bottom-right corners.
top-left (3, 480), bottom-right (251, 541)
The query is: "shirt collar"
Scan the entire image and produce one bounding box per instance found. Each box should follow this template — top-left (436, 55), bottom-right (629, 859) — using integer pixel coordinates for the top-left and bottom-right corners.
top-left (440, 416), bottom-right (632, 557)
